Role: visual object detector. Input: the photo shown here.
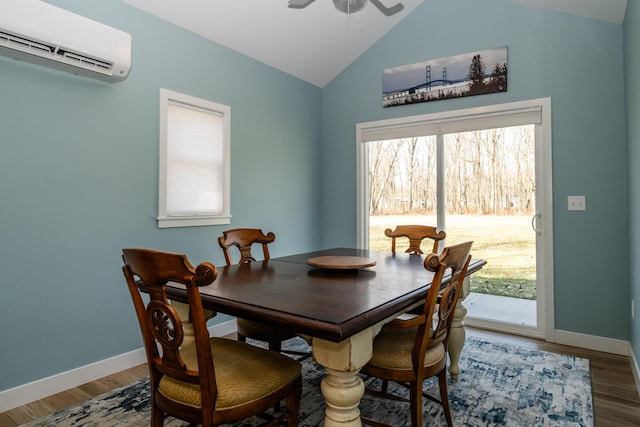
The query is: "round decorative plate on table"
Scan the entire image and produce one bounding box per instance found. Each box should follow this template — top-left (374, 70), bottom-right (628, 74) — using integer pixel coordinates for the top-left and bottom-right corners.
top-left (307, 256), bottom-right (376, 270)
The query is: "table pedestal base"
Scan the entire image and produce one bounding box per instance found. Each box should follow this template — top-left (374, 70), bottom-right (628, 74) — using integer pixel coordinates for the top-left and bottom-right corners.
top-left (313, 325), bottom-right (383, 426)
top-left (321, 369), bottom-right (365, 426)
top-left (448, 275), bottom-right (470, 380)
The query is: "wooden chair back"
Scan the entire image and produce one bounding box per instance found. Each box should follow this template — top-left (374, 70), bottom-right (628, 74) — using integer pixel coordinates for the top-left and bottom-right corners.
top-left (216, 228), bottom-right (310, 360)
top-left (403, 241), bottom-right (472, 365)
top-left (121, 249), bottom-right (218, 423)
top-left (384, 224), bottom-right (446, 255)
top-left (218, 228), bottom-right (276, 266)
top-left (424, 241), bottom-right (473, 349)
top-left (361, 240), bottom-right (473, 427)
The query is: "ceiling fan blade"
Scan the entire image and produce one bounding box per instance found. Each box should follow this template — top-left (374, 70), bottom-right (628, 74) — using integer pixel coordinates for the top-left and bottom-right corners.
top-left (369, 0), bottom-right (404, 16)
top-left (288, 0), bottom-right (317, 8)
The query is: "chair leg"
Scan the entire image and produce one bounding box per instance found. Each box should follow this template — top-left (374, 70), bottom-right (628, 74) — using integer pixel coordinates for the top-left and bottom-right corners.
top-left (267, 338), bottom-right (284, 413)
top-left (438, 370), bottom-right (454, 427)
top-left (269, 338), bottom-right (282, 353)
top-left (286, 377), bottom-right (303, 427)
top-left (150, 402), bottom-right (165, 427)
top-left (409, 381), bottom-right (423, 427)
top-left (237, 333), bottom-right (247, 343)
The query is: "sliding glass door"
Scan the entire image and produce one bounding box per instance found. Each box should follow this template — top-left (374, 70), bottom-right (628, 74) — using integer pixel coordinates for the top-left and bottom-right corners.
top-left (356, 99), bottom-right (553, 339)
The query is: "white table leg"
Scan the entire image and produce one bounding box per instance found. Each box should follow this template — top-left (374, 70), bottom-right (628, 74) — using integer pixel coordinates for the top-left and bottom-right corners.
top-left (312, 328), bottom-right (378, 427)
top-left (448, 275), bottom-right (470, 380)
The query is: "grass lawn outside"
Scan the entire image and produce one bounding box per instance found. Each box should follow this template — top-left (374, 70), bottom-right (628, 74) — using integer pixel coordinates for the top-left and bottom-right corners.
top-left (369, 214), bottom-right (537, 300)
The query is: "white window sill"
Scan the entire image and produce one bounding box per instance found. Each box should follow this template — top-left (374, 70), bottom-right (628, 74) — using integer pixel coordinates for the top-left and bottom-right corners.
top-left (157, 215), bottom-right (231, 228)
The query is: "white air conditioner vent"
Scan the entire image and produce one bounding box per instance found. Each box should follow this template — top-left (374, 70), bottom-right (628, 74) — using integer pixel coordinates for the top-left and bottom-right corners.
top-left (0, 32), bottom-right (50, 56)
top-left (0, 31), bottom-right (114, 73)
top-left (0, 1), bottom-right (132, 82)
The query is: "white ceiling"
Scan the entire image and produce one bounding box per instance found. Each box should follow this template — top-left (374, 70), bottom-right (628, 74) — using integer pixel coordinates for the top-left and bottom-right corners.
top-left (121, 0), bottom-right (628, 88)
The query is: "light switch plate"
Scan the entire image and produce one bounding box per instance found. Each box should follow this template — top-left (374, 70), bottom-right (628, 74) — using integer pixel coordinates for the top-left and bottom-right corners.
top-left (568, 195), bottom-right (586, 211)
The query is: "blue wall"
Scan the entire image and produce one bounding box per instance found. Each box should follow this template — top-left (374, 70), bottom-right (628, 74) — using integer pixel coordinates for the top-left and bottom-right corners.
top-left (321, 0), bottom-right (629, 339)
top-left (0, 0), bottom-right (321, 390)
top-left (625, 0), bottom-right (640, 365)
top-left (0, 0), bottom-right (634, 393)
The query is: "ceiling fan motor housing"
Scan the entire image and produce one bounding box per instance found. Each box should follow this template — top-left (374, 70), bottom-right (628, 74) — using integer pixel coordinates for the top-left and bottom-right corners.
top-left (333, 0), bottom-right (367, 14)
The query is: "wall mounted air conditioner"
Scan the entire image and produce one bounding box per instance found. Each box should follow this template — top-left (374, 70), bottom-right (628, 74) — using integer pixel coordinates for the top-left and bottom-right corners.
top-left (0, 0), bottom-right (132, 82)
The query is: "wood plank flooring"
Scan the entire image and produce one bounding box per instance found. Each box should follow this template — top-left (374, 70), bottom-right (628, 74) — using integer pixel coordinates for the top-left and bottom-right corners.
top-left (1, 328), bottom-right (639, 426)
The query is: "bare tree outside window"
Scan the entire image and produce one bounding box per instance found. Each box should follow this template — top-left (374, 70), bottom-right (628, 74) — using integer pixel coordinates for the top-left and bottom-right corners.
top-left (368, 125), bottom-right (536, 300)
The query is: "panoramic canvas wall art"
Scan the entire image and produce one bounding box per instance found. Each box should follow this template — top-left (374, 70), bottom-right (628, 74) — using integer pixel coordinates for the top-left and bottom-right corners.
top-left (383, 46), bottom-right (508, 107)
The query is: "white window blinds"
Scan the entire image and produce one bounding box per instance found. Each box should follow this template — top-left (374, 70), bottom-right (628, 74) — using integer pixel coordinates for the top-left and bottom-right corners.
top-left (166, 101), bottom-right (224, 216)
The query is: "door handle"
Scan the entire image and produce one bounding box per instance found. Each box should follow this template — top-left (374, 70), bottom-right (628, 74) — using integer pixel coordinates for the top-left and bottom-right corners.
top-left (531, 213), bottom-right (542, 235)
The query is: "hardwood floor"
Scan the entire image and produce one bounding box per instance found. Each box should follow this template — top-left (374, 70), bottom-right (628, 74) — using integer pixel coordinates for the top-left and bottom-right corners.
top-left (0, 363), bottom-right (149, 427)
top-left (1, 328), bottom-right (639, 426)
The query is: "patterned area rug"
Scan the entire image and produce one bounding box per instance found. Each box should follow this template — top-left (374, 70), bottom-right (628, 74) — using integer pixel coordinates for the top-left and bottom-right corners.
top-left (22, 336), bottom-right (593, 426)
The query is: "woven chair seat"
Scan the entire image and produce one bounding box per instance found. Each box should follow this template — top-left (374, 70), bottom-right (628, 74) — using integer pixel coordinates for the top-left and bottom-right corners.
top-left (368, 326), bottom-right (445, 371)
top-left (159, 337), bottom-right (301, 410)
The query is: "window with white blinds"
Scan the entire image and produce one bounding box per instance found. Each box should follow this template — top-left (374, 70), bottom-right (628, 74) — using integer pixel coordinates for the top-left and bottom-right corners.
top-left (157, 89), bottom-right (230, 228)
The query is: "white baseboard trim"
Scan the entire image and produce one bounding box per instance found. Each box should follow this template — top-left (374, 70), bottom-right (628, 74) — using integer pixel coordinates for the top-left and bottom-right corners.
top-left (552, 329), bottom-right (629, 356)
top-left (0, 320), bottom-right (237, 413)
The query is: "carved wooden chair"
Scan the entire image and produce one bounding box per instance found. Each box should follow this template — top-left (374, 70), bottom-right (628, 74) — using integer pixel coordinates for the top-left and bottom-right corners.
top-left (360, 241), bottom-right (473, 427)
top-left (385, 224), bottom-right (446, 255)
top-left (122, 248), bottom-right (302, 427)
top-left (218, 228), bottom-right (310, 360)
top-left (218, 228), bottom-right (276, 266)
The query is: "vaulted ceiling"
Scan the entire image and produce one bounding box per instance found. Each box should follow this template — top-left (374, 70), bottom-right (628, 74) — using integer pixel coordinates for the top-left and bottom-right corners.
top-left (121, 0), bottom-right (628, 88)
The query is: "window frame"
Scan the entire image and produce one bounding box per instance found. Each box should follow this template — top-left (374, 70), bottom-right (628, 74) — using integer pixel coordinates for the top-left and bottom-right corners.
top-left (157, 88), bottom-right (231, 228)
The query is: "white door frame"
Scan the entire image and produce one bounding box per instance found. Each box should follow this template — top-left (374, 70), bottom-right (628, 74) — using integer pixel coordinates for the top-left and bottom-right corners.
top-left (355, 98), bottom-right (554, 341)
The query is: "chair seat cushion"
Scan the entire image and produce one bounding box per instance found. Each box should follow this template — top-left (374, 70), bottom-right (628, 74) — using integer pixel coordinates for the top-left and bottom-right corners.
top-left (368, 326), bottom-right (445, 370)
top-left (158, 337), bottom-right (301, 410)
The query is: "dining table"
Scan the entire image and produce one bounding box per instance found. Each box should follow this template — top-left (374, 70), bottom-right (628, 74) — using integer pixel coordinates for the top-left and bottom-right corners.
top-left (166, 247), bottom-right (486, 427)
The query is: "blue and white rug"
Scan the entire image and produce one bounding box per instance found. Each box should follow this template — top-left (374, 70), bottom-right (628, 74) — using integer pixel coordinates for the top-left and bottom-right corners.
top-left (22, 336), bottom-right (593, 426)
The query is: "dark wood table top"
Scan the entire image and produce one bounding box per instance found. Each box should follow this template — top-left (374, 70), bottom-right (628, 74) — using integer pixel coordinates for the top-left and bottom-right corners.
top-left (166, 247), bottom-right (486, 342)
